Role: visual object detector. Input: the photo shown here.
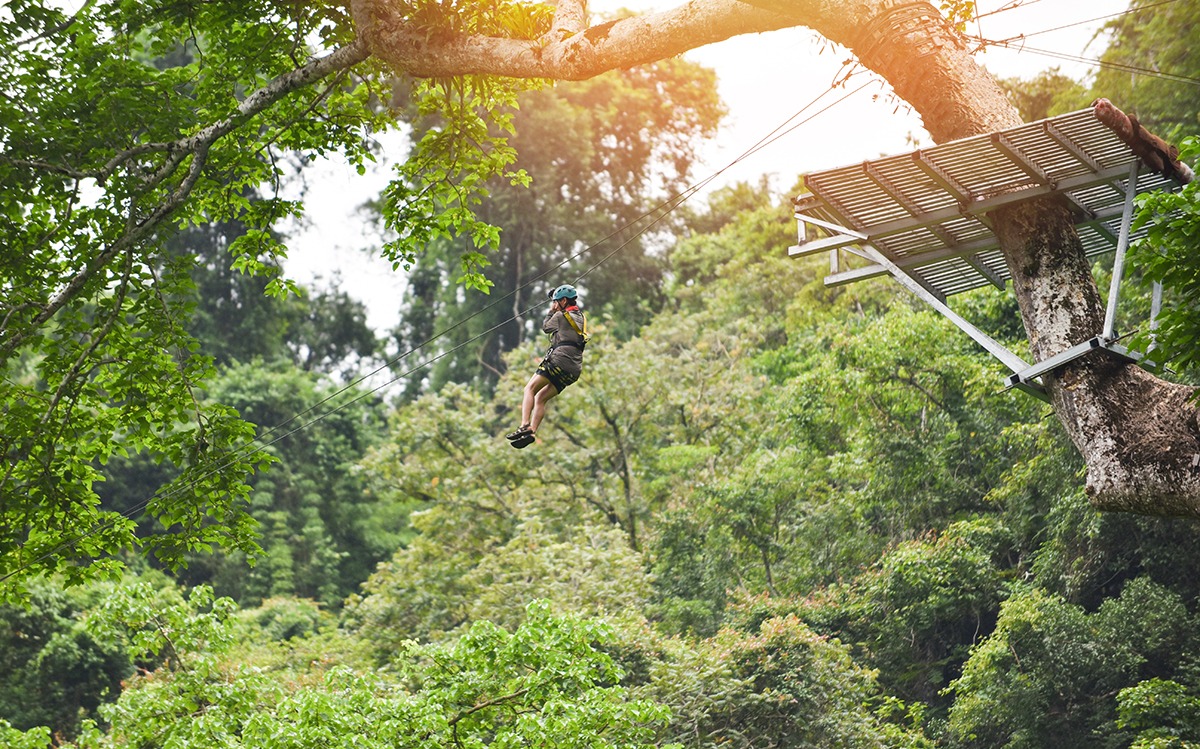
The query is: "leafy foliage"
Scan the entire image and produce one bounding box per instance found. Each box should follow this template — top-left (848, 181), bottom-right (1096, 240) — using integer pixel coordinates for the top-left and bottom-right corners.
top-left (947, 579), bottom-right (1196, 748)
top-left (630, 613), bottom-right (931, 749)
top-left (1118, 679), bottom-right (1200, 749)
top-left (43, 584), bottom-right (672, 749)
top-left (997, 68), bottom-right (1089, 121)
top-left (167, 214), bottom-right (379, 375)
top-left (191, 363), bottom-right (389, 605)
top-left (0, 0), bottom-right (388, 597)
top-left (380, 75), bottom-right (535, 294)
top-left (390, 58), bottom-right (724, 396)
top-left (0, 579), bottom-right (131, 738)
top-left (1130, 136), bottom-right (1200, 380)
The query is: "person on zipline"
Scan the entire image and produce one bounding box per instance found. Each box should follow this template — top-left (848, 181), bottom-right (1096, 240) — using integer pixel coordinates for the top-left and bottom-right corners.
top-left (507, 284), bottom-right (588, 449)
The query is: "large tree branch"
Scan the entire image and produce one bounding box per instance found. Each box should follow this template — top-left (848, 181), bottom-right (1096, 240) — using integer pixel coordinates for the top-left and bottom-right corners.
top-left (351, 0), bottom-right (799, 80)
top-left (352, 0), bottom-right (1013, 140)
top-left (736, 0), bottom-right (1020, 140)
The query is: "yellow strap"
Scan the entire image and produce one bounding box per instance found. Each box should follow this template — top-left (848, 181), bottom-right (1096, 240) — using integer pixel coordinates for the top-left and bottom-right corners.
top-left (563, 309), bottom-right (590, 344)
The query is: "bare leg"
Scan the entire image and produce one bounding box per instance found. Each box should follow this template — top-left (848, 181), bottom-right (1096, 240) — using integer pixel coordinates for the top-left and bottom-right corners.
top-left (521, 374), bottom-right (553, 429)
top-left (530, 381), bottom-right (559, 433)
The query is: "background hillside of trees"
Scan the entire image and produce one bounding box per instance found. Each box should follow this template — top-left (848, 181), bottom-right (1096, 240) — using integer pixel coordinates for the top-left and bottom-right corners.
top-left (3, 1), bottom-right (1200, 747)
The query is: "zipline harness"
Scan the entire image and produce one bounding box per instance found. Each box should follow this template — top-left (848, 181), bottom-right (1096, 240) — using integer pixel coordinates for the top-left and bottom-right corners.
top-left (556, 308), bottom-right (590, 350)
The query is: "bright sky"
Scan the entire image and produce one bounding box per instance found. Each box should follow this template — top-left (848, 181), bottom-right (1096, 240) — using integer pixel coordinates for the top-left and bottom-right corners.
top-left (285, 0), bottom-right (1133, 331)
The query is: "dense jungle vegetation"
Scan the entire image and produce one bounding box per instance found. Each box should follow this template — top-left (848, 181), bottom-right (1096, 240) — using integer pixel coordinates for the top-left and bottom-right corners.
top-left (3, 0), bottom-right (1200, 747)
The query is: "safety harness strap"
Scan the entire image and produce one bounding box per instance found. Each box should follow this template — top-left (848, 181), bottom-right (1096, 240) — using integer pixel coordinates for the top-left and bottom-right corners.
top-left (562, 308), bottom-right (590, 345)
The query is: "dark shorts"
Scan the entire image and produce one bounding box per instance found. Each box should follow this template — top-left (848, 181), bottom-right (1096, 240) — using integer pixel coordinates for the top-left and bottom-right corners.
top-left (537, 358), bottom-right (580, 392)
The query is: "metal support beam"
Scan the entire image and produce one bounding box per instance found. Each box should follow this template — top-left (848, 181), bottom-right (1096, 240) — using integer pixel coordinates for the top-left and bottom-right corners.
top-left (856, 243), bottom-right (1032, 375)
top-left (824, 234), bottom-right (1002, 286)
top-left (962, 253), bottom-right (1007, 290)
top-left (1080, 217), bottom-right (1118, 245)
top-left (1148, 279), bottom-right (1164, 356)
top-left (1005, 336), bottom-right (1154, 391)
top-left (1102, 162), bottom-right (1140, 341)
top-left (1011, 380), bottom-right (1051, 402)
top-left (1006, 338), bottom-right (1103, 389)
top-left (1104, 339), bottom-right (1155, 368)
top-left (795, 211), bottom-right (868, 239)
top-left (993, 132), bottom-right (1052, 186)
top-left (1044, 120), bottom-right (1103, 173)
top-left (789, 212), bottom-right (868, 257)
top-left (1151, 281), bottom-right (1164, 330)
top-left (913, 151), bottom-right (973, 203)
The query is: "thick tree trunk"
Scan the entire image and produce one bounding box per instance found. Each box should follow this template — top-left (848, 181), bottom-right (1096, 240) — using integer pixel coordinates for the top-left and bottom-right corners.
top-left (355, 0), bottom-right (1200, 515)
top-left (990, 199), bottom-right (1200, 515)
top-left (774, 0), bottom-right (1200, 515)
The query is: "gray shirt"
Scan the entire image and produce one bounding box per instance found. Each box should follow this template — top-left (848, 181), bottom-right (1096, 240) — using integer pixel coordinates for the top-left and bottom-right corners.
top-left (542, 308), bottom-right (586, 373)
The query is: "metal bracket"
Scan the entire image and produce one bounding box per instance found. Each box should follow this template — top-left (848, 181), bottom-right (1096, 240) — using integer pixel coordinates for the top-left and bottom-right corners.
top-left (1006, 338), bottom-right (1102, 390)
top-left (1005, 335), bottom-right (1159, 392)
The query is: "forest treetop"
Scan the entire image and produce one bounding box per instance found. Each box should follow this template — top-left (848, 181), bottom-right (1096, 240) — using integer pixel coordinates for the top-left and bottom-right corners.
top-left (2, 0), bottom-right (1200, 599)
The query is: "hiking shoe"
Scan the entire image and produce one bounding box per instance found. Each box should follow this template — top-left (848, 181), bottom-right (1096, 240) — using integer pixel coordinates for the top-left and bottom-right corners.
top-left (510, 433), bottom-right (536, 449)
top-left (505, 426), bottom-right (532, 441)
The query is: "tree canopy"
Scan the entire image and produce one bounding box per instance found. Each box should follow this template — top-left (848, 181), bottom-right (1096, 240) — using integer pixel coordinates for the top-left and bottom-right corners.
top-left (3, 0), bottom-right (1200, 605)
top-left (7, 0), bottom-right (1200, 739)
top-left (0, 0), bottom-right (383, 594)
top-left (3, 153), bottom-right (1200, 749)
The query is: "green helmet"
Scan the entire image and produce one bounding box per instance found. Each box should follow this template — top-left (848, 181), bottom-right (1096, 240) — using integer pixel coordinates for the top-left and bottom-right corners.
top-left (550, 284), bottom-right (578, 301)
